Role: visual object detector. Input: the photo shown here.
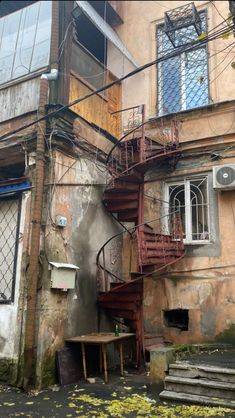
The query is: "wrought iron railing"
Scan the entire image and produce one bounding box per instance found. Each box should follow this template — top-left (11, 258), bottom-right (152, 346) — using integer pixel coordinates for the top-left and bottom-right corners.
top-left (107, 104), bottom-right (179, 177)
top-left (96, 209), bottom-right (184, 293)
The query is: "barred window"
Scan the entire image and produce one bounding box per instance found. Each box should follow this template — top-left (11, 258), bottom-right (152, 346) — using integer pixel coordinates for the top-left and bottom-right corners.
top-left (0, 198), bottom-right (21, 303)
top-left (157, 12), bottom-right (209, 115)
top-left (165, 177), bottom-right (210, 243)
top-left (0, 1), bottom-right (52, 85)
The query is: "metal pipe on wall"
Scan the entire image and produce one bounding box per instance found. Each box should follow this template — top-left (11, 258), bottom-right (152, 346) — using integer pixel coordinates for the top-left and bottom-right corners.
top-left (23, 76), bottom-right (49, 389)
top-left (23, 67), bottom-right (59, 389)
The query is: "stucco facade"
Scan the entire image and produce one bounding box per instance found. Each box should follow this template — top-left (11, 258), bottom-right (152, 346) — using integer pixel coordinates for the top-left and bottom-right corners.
top-left (113, 1), bottom-right (235, 345)
top-left (0, 0), bottom-right (235, 388)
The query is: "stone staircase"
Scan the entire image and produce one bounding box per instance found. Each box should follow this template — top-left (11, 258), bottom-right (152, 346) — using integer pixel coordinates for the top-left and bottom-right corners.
top-left (160, 361), bottom-right (235, 408)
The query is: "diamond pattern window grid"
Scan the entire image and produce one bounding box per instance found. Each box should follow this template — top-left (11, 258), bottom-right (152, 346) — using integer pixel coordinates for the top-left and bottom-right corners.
top-left (0, 198), bottom-right (21, 302)
top-left (157, 12), bottom-right (209, 116)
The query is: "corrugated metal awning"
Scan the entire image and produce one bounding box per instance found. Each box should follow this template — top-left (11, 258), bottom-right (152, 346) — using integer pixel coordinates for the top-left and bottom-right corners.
top-left (75, 1), bottom-right (138, 68)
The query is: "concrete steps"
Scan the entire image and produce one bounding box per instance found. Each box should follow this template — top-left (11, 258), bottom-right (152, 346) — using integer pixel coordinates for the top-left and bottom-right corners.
top-left (169, 361), bottom-right (235, 383)
top-left (160, 361), bottom-right (235, 408)
top-left (165, 375), bottom-right (235, 400)
top-left (160, 390), bottom-right (235, 409)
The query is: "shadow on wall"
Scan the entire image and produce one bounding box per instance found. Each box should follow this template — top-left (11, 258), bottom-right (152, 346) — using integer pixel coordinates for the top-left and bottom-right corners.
top-left (215, 324), bottom-right (235, 345)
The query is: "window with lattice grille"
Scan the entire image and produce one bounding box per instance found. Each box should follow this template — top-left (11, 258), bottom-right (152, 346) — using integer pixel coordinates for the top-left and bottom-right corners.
top-left (157, 11), bottom-right (209, 115)
top-left (0, 197), bottom-right (21, 303)
top-left (164, 177), bottom-right (210, 244)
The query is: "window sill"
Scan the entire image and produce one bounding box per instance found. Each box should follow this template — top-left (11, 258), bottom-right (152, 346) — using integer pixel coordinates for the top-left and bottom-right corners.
top-left (184, 240), bottom-right (213, 245)
top-left (0, 67), bottom-right (49, 91)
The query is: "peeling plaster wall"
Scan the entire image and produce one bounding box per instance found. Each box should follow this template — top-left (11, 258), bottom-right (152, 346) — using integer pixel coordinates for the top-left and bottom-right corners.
top-left (115, 0), bottom-right (235, 347)
top-left (144, 273), bottom-right (235, 345)
top-left (36, 150), bottom-right (121, 387)
top-left (143, 153), bottom-right (235, 345)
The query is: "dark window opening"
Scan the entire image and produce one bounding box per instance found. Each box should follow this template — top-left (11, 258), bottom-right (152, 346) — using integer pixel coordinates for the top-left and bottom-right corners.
top-left (73, 13), bottom-right (107, 65)
top-left (0, 164), bottom-right (25, 180)
top-left (164, 309), bottom-right (189, 331)
top-left (88, 1), bottom-right (123, 27)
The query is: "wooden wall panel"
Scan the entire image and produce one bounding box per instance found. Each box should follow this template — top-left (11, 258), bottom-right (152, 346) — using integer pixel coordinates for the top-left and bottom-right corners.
top-left (0, 77), bottom-right (40, 123)
top-left (69, 73), bottom-right (121, 139)
top-left (107, 72), bottom-right (121, 138)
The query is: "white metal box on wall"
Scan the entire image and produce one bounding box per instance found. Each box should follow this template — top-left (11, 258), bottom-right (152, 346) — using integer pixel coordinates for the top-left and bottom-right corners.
top-left (49, 262), bottom-right (79, 290)
top-left (213, 165), bottom-right (235, 190)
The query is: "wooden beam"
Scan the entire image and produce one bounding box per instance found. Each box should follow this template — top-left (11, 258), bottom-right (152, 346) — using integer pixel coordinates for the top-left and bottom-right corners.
top-left (73, 118), bottom-right (114, 154)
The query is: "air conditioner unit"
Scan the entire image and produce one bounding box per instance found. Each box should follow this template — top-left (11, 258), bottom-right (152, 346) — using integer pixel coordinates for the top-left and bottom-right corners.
top-left (213, 165), bottom-right (235, 190)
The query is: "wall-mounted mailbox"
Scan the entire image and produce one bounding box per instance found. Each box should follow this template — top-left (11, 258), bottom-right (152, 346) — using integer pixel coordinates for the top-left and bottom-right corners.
top-left (49, 262), bottom-right (80, 290)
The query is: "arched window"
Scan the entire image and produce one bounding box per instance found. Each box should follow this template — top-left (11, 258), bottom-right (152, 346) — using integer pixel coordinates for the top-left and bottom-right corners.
top-left (166, 177), bottom-right (209, 243)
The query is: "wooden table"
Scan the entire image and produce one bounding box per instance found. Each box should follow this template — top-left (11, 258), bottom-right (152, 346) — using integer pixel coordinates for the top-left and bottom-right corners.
top-left (65, 333), bottom-right (135, 383)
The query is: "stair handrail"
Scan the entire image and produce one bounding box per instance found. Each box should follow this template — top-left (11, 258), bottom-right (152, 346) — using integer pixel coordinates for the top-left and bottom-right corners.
top-left (106, 107), bottom-right (179, 169)
top-left (106, 104), bottom-right (146, 166)
top-left (96, 207), bottom-right (184, 292)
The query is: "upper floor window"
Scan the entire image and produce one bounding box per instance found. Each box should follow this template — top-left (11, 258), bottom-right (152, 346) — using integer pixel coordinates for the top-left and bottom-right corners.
top-left (157, 12), bottom-right (209, 115)
top-left (165, 176), bottom-right (210, 244)
top-left (0, 1), bottom-right (52, 85)
top-left (72, 7), bottom-right (107, 90)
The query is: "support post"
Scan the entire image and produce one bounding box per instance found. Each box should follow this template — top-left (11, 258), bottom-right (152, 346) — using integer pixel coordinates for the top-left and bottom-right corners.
top-left (23, 78), bottom-right (49, 390)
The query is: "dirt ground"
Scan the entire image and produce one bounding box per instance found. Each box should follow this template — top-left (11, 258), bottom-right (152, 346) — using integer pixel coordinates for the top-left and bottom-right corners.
top-left (0, 370), bottom-right (235, 418)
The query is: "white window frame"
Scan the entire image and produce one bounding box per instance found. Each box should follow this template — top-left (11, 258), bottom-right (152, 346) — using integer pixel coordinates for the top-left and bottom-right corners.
top-left (164, 176), bottom-right (210, 245)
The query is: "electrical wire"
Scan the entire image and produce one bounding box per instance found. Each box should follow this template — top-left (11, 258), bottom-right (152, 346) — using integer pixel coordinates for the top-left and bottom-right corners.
top-left (209, 0), bottom-right (230, 28)
top-left (59, 69), bottom-right (108, 80)
top-left (208, 43), bottom-right (235, 83)
top-left (210, 52), bottom-right (235, 85)
top-left (58, 20), bottom-right (73, 63)
top-left (209, 40), bottom-right (235, 70)
top-left (153, 1), bottom-right (170, 10)
top-left (1, 21), bottom-right (234, 142)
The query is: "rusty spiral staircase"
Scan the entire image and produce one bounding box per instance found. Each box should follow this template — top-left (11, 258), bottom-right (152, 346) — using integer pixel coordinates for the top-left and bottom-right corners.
top-left (96, 105), bottom-right (185, 366)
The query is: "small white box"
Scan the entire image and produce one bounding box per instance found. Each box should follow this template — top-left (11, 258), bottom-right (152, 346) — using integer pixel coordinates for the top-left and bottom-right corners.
top-left (55, 215), bottom-right (67, 227)
top-left (49, 262), bottom-right (79, 290)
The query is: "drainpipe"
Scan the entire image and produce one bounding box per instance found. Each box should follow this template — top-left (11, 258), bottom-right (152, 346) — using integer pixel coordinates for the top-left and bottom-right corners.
top-left (23, 69), bottom-right (58, 390)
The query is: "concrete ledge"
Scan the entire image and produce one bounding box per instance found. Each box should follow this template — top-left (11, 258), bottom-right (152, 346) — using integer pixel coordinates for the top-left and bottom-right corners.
top-left (150, 347), bottom-right (176, 385)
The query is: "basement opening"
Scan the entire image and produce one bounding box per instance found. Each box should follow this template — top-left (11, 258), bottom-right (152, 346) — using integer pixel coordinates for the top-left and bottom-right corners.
top-left (164, 309), bottom-right (189, 331)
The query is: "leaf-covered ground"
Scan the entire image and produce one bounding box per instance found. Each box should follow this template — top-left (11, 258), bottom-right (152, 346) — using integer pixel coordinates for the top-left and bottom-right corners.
top-left (0, 373), bottom-right (234, 417)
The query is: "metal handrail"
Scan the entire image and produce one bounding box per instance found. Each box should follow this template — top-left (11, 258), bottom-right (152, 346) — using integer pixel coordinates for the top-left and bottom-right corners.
top-left (106, 108), bottom-right (179, 168)
top-left (106, 104), bottom-right (146, 165)
top-left (96, 208), bottom-right (184, 292)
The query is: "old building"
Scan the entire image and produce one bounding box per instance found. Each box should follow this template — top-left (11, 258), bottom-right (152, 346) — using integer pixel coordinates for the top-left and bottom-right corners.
top-left (111, 0), bottom-right (235, 346)
top-left (0, 0), bottom-right (128, 388)
top-left (0, 0), bottom-right (234, 389)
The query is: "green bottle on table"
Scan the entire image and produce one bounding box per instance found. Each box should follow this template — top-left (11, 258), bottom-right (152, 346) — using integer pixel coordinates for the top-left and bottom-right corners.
top-left (115, 324), bottom-right (119, 336)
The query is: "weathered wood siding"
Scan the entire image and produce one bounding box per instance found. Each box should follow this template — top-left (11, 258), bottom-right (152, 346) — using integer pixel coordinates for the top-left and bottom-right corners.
top-left (0, 77), bottom-right (41, 123)
top-left (69, 72), bottom-right (121, 138)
